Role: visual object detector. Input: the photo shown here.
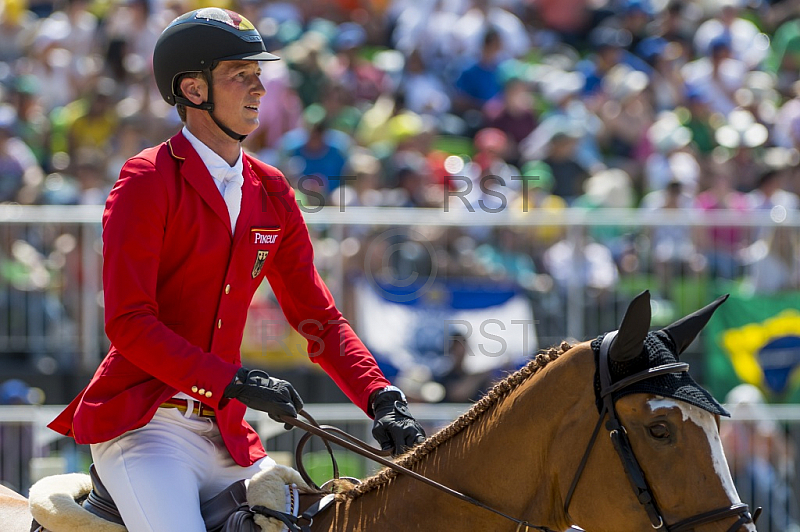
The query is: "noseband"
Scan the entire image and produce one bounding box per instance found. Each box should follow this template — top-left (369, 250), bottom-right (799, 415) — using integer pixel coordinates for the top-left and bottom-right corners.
top-left (563, 331), bottom-right (761, 532)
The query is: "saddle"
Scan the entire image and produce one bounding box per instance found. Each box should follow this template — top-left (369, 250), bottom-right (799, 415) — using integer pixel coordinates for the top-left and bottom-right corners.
top-left (79, 464), bottom-right (256, 532)
top-left (31, 464), bottom-right (332, 532)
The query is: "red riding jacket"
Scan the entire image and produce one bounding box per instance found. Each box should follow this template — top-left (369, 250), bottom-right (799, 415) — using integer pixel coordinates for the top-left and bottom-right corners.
top-left (48, 132), bottom-right (390, 466)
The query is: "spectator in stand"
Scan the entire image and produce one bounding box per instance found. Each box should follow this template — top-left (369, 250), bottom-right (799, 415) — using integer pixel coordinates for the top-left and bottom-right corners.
top-left (745, 158), bottom-right (800, 240)
top-left (7, 75), bottom-right (50, 170)
top-left (746, 163), bottom-right (800, 213)
top-left (475, 227), bottom-right (537, 289)
top-left (682, 86), bottom-right (718, 155)
top-left (543, 230), bottom-right (620, 296)
top-left (693, 0), bottom-right (768, 69)
top-left (107, 119), bottom-right (150, 183)
top-left (29, 0), bottom-right (100, 103)
top-left (641, 179), bottom-right (700, 298)
top-left (399, 49), bottom-right (452, 117)
top-left (523, 116), bottom-right (590, 203)
top-left (71, 147), bottom-right (111, 205)
top-left (0, 104), bottom-right (43, 204)
top-left (330, 149), bottom-right (383, 208)
top-left (451, 0), bottom-right (531, 61)
top-left (102, 0), bottom-right (163, 67)
top-left (618, 0), bottom-right (652, 54)
top-left (742, 224), bottom-right (800, 295)
top-left (67, 78), bottom-right (119, 156)
top-left (472, 127), bottom-right (519, 188)
top-left (0, 0), bottom-right (37, 62)
top-left (652, 1), bottom-right (694, 55)
top-left (37, 0), bottom-right (98, 61)
top-left (694, 166), bottom-right (751, 279)
top-left (532, 0), bottom-right (592, 45)
top-left (0, 107), bottom-right (26, 203)
top-left (578, 25), bottom-right (650, 98)
top-left (485, 71), bottom-right (537, 161)
top-left (644, 111), bottom-right (696, 194)
top-left (573, 168), bottom-right (638, 265)
top-left (682, 37), bottom-right (747, 116)
top-left (713, 109), bottom-right (769, 191)
top-left (313, 81), bottom-right (362, 137)
top-left (772, 80), bottom-right (800, 149)
top-left (597, 63), bottom-right (653, 175)
top-left (288, 115), bottom-right (348, 195)
top-left (512, 160), bottom-right (568, 252)
top-left (764, 18), bottom-right (800, 96)
top-left (522, 67), bottom-right (604, 177)
top-left (394, 152), bottom-right (435, 208)
top-left (330, 22), bottom-right (387, 104)
top-left (284, 34), bottom-right (331, 109)
top-left (435, 324), bottom-right (498, 403)
top-left (637, 37), bottom-right (686, 112)
top-left (454, 28), bottom-right (504, 112)
top-left (388, 0), bottom-right (460, 76)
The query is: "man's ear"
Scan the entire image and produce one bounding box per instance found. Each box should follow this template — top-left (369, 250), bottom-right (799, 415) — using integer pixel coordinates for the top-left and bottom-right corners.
top-left (179, 76), bottom-right (206, 106)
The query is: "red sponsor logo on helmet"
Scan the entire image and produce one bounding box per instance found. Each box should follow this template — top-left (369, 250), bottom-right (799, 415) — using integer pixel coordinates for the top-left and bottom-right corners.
top-left (195, 8), bottom-right (256, 31)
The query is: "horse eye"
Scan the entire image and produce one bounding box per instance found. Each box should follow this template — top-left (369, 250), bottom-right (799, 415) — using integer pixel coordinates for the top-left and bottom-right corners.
top-left (649, 423), bottom-right (670, 439)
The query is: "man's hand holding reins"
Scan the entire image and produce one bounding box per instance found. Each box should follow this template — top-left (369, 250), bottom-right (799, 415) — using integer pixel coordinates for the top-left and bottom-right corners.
top-left (223, 368), bottom-right (303, 429)
top-left (371, 386), bottom-right (426, 456)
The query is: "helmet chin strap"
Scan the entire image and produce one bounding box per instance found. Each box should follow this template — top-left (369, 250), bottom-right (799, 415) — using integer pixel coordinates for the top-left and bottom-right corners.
top-left (208, 111), bottom-right (248, 142)
top-left (174, 69), bottom-right (248, 142)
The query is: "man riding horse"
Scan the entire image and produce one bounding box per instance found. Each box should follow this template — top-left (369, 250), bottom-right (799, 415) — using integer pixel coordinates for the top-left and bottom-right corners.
top-left (46, 8), bottom-right (425, 531)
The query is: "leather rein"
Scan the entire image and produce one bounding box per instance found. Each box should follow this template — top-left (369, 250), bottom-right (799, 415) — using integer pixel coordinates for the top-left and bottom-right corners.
top-left (276, 335), bottom-right (761, 531)
top-left (280, 410), bottom-right (555, 531)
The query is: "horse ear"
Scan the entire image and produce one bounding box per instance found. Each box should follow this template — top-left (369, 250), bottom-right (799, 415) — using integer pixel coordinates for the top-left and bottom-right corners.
top-left (610, 290), bottom-right (651, 362)
top-left (661, 294), bottom-right (729, 355)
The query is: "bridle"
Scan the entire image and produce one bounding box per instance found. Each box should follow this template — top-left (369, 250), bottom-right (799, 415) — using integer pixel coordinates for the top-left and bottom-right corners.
top-left (273, 332), bottom-right (761, 532)
top-left (563, 331), bottom-right (761, 532)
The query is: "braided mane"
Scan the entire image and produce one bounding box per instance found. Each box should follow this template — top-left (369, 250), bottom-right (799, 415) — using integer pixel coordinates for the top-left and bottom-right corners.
top-left (342, 341), bottom-right (573, 500)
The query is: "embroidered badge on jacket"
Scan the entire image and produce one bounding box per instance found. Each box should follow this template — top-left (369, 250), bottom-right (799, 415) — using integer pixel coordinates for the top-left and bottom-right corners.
top-left (252, 250), bottom-right (268, 278)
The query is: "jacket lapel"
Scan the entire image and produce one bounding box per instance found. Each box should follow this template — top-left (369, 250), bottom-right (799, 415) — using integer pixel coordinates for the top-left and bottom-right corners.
top-left (168, 133), bottom-right (232, 234)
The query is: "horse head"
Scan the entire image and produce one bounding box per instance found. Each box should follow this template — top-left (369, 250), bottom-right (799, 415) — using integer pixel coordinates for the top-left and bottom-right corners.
top-left (566, 291), bottom-right (757, 532)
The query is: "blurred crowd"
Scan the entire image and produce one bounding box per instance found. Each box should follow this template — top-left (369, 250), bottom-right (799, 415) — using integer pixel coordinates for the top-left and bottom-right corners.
top-left (1, 0), bottom-right (800, 302)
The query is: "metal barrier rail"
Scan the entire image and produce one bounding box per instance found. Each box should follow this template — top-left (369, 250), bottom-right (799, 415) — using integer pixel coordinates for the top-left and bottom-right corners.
top-left (0, 403), bottom-right (797, 530)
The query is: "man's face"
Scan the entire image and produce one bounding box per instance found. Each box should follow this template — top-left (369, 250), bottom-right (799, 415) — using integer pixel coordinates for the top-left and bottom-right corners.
top-left (210, 60), bottom-right (265, 135)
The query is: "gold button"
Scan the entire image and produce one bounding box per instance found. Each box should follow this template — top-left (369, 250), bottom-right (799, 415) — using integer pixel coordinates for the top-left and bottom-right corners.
top-left (205, 391), bottom-right (213, 398)
top-left (198, 388), bottom-right (206, 395)
top-left (225, 284), bottom-right (231, 294)
top-left (217, 319), bottom-right (222, 329)
top-left (191, 386), bottom-right (198, 393)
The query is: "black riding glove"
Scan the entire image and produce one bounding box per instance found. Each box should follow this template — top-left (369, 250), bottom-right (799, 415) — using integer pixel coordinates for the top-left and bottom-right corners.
top-left (371, 386), bottom-right (426, 456)
top-left (223, 368), bottom-right (303, 429)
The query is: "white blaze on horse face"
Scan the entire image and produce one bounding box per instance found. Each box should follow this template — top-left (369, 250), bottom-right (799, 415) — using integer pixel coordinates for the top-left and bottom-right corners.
top-left (647, 398), bottom-right (741, 504)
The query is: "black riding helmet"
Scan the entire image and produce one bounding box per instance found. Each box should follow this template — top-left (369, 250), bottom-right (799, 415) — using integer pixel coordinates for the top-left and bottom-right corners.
top-left (153, 8), bottom-right (279, 141)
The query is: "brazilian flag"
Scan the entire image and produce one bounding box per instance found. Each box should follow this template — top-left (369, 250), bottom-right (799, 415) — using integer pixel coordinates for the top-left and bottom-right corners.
top-left (705, 292), bottom-right (800, 403)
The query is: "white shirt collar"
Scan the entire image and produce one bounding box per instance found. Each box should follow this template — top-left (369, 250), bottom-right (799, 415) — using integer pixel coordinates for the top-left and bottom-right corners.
top-left (182, 126), bottom-right (244, 185)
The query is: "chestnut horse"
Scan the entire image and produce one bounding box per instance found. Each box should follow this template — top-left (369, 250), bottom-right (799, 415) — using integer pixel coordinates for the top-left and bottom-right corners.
top-left (0, 291), bottom-right (758, 531)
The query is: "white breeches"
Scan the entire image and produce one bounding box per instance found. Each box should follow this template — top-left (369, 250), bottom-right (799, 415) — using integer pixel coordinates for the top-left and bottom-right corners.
top-left (90, 406), bottom-right (275, 532)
